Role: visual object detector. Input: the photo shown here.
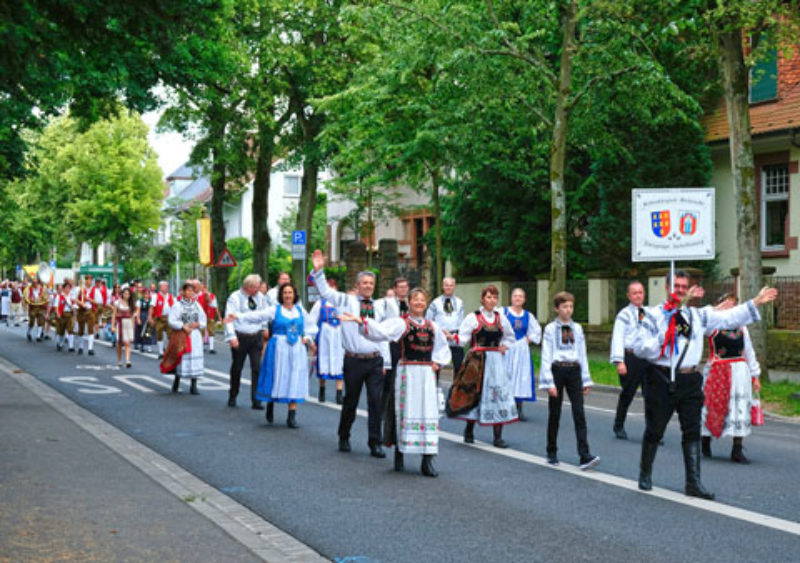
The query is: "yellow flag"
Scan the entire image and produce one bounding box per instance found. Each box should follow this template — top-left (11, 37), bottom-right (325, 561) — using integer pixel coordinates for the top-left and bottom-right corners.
top-left (197, 217), bottom-right (212, 266)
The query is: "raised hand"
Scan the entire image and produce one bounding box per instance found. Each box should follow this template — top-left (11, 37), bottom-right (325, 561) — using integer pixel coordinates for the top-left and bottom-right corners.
top-left (754, 286), bottom-right (778, 306)
top-left (311, 249), bottom-right (325, 272)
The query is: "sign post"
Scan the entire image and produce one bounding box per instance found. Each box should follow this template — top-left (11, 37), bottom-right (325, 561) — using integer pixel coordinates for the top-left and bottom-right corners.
top-left (632, 188), bottom-right (715, 385)
top-left (291, 230), bottom-right (307, 304)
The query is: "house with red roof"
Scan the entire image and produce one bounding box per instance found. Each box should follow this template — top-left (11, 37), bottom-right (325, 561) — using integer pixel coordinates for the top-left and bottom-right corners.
top-left (703, 44), bottom-right (800, 277)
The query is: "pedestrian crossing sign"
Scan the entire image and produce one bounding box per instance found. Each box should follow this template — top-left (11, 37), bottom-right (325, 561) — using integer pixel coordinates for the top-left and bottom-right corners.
top-left (215, 248), bottom-right (237, 268)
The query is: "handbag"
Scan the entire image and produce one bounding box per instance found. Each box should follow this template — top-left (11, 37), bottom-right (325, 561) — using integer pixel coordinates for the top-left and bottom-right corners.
top-left (751, 391), bottom-right (765, 426)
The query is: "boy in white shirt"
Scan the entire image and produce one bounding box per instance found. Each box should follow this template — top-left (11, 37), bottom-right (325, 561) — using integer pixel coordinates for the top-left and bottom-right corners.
top-left (540, 291), bottom-right (599, 470)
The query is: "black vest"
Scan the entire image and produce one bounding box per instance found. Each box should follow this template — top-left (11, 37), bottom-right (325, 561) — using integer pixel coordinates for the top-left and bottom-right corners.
top-left (710, 329), bottom-right (745, 360)
top-left (471, 311), bottom-right (503, 348)
top-left (401, 319), bottom-right (434, 362)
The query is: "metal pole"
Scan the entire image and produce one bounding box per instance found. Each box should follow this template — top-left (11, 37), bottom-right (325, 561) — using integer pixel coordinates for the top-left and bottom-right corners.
top-left (176, 250), bottom-right (180, 294)
top-left (303, 254), bottom-right (307, 306)
top-left (670, 259), bottom-right (675, 385)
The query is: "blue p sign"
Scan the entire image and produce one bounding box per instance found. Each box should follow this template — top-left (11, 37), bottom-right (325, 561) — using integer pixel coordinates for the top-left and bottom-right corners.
top-left (292, 230), bottom-right (307, 245)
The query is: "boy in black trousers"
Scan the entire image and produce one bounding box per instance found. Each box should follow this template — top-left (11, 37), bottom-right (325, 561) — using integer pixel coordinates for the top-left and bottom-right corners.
top-left (539, 292), bottom-right (600, 470)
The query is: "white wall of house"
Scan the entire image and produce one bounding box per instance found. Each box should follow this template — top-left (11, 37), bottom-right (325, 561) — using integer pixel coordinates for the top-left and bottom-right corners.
top-left (710, 138), bottom-right (800, 277)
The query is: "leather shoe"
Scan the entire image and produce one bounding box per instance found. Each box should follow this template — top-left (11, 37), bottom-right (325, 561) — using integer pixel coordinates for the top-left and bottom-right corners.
top-left (227, 398), bottom-right (236, 407)
top-left (338, 438), bottom-right (351, 453)
top-left (369, 444), bottom-right (386, 458)
top-left (613, 426), bottom-right (628, 440)
top-left (251, 401), bottom-right (264, 410)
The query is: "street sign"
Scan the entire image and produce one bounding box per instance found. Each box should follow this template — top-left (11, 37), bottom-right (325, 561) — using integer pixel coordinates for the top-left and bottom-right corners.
top-left (292, 244), bottom-right (306, 259)
top-left (632, 188), bottom-right (715, 262)
top-left (292, 230), bottom-right (307, 245)
top-left (215, 248), bottom-right (237, 268)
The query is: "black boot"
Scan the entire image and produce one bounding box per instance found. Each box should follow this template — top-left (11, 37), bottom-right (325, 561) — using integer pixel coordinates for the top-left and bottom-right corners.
top-left (172, 376), bottom-right (180, 393)
top-left (493, 424), bottom-right (509, 448)
top-left (190, 378), bottom-right (199, 395)
top-left (421, 455), bottom-right (439, 478)
top-left (335, 388), bottom-right (343, 405)
top-left (731, 437), bottom-right (749, 464)
top-left (394, 448), bottom-right (404, 471)
top-left (516, 401), bottom-right (527, 422)
top-left (464, 421), bottom-right (475, 444)
top-left (638, 440), bottom-right (659, 491)
top-left (266, 402), bottom-right (274, 424)
top-left (287, 409), bottom-right (298, 429)
top-left (702, 436), bottom-right (712, 458)
top-left (683, 441), bottom-right (715, 500)
top-left (318, 385), bottom-right (326, 403)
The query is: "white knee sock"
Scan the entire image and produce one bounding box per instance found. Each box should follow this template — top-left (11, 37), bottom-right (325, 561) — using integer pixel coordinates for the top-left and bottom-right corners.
top-left (208, 336), bottom-right (214, 351)
top-left (67, 334), bottom-right (74, 348)
top-left (158, 340), bottom-right (165, 355)
top-left (87, 334), bottom-right (94, 351)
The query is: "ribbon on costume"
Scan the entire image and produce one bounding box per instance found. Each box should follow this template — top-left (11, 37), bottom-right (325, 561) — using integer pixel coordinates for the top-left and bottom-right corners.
top-left (659, 292), bottom-right (682, 359)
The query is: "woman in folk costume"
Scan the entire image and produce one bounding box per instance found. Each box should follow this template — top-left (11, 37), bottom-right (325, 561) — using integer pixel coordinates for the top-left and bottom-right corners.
top-left (504, 288), bottom-right (542, 421)
top-left (160, 282), bottom-right (206, 395)
top-left (225, 283), bottom-right (317, 428)
top-left (447, 285), bottom-right (518, 448)
top-left (111, 286), bottom-right (139, 367)
top-left (701, 294), bottom-right (762, 463)
top-left (308, 278), bottom-right (345, 404)
top-left (341, 288), bottom-right (452, 477)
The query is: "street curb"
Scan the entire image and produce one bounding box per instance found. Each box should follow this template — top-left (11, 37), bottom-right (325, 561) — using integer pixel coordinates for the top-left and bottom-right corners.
top-left (0, 355), bottom-right (329, 563)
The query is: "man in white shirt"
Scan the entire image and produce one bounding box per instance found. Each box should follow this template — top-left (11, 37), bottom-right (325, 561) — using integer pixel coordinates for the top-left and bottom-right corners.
top-left (224, 274), bottom-right (269, 409)
top-left (310, 250), bottom-right (390, 459)
top-left (609, 280), bottom-right (649, 440)
top-left (633, 270), bottom-right (777, 499)
top-left (426, 277), bottom-right (465, 374)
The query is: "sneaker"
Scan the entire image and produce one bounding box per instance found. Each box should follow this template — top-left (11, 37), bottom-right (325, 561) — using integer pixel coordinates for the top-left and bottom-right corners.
top-left (579, 455), bottom-right (600, 471)
top-left (547, 455), bottom-right (559, 466)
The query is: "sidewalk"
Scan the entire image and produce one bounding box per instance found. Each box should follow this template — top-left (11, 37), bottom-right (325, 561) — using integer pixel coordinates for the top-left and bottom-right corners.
top-left (0, 363), bottom-right (328, 563)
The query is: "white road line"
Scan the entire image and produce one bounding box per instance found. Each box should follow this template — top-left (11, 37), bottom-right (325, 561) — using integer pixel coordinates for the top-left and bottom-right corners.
top-left (0, 356), bottom-right (327, 563)
top-left (306, 396), bottom-right (800, 537)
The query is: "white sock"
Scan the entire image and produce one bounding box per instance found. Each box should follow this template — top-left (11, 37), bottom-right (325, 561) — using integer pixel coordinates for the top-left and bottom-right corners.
top-left (67, 334), bottom-right (74, 348)
top-left (208, 337), bottom-right (214, 351)
top-left (87, 334), bottom-right (94, 351)
top-left (38, 327), bottom-right (43, 338)
top-left (158, 340), bottom-right (164, 355)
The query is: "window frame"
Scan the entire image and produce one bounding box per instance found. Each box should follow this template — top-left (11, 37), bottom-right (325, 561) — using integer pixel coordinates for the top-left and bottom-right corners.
top-left (283, 175), bottom-right (301, 197)
top-left (759, 163), bottom-right (789, 252)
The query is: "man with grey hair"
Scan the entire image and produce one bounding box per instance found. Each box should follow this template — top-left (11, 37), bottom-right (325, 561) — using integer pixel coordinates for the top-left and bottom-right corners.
top-left (426, 277), bottom-right (465, 374)
top-left (225, 274), bottom-right (269, 409)
top-left (310, 250), bottom-right (391, 458)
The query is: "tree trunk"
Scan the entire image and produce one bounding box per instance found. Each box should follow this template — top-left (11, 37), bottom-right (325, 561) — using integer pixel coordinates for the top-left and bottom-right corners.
top-left (209, 140), bottom-right (230, 310)
top-left (718, 31), bottom-right (767, 379)
top-left (430, 168), bottom-right (443, 296)
top-left (252, 124), bottom-right (274, 280)
top-left (548, 0), bottom-right (577, 304)
top-left (293, 156), bottom-right (318, 305)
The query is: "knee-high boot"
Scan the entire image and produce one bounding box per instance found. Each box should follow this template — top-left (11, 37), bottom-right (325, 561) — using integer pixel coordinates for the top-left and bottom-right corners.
top-left (190, 378), bottom-right (199, 395)
top-left (421, 454), bottom-right (438, 477)
top-left (463, 421), bottom-right (475, 444)
top-left (172, 375), bottom-right (180, 393)
top-left (638, 440), bottom-right (659, 491)
top-left (731, 437), bottom-right (749, 464)
top-left (394, 447), bottom-right (404, 471)
top-left (683, 441), bottom-right (715, 500)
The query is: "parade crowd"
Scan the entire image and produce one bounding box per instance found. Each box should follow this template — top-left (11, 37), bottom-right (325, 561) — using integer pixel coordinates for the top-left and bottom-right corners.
top-left (0, 252), bottom-right (778, 499)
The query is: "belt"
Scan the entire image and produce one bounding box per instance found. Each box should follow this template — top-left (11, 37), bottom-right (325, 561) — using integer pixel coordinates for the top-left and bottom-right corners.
top-left (345, 351), bottom-right (381, 360)
top-left (553, 361), bottom-right (580, 369)
top-left (236, 330), bottom-right (263, 338)
top-left (653, 365), bottom-right (697, 375)
top-left (625, 348), bottom-right (634, 354)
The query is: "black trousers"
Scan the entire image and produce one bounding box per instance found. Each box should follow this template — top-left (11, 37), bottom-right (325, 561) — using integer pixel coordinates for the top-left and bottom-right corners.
top-left (614, 351), bottom-right (649, 428)
top-left (229, 332), bottom-right (263, 404)
top-left (339, 355), bottom-right (385, 446)
top-left (643, 366), bottom-right (703, 444)
top-left (547, 365), bottom-right (590, 459)
top-left (450, 345), bottom-right (465, 375)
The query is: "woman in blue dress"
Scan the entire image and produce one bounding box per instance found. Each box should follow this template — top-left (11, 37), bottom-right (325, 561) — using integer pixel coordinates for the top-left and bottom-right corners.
top-left (504, 288), bottom-right (542, 421)
top-left (308, 278), bottom-right (344, 404)
top-left (225, 283), bottom-right (317, 428)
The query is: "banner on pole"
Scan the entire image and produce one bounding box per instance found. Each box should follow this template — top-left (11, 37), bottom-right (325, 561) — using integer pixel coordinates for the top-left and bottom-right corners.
top-left (197, 217), bottom-right (213, 266)
top-left (632, 188), bottom-right (715, 262)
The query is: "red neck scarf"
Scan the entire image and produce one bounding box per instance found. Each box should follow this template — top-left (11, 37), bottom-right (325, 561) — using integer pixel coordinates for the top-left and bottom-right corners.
top-left (659, 293), bottom-right (682, 359)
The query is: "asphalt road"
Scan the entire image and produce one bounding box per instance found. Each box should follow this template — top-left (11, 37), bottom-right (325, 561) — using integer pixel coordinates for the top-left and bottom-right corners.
top-left (1, 323), bottom-right (798, 563)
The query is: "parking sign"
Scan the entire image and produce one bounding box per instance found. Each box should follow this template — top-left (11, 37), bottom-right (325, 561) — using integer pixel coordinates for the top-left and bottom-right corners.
top-left (292, 231), bottom-right (307, 245)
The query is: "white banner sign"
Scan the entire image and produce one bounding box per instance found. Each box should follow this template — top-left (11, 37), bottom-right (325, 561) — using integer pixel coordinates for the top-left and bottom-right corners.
top-left (632, 188), bottom-right (715, 262)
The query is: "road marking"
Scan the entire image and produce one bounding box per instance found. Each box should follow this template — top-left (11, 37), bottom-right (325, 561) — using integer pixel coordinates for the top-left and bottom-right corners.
top-left (59, 376), bottom-right (121, 394)
top-left (306, 396), bottom-right (800, 537)
top-left (114, 374), bottom-right (173, 393)
top-left (0, 356), bottom-right (327, 563)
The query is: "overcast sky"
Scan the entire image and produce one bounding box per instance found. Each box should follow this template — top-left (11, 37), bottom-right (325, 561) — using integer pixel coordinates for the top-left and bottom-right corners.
top-left (141, 109), bottom-right (193, 179)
